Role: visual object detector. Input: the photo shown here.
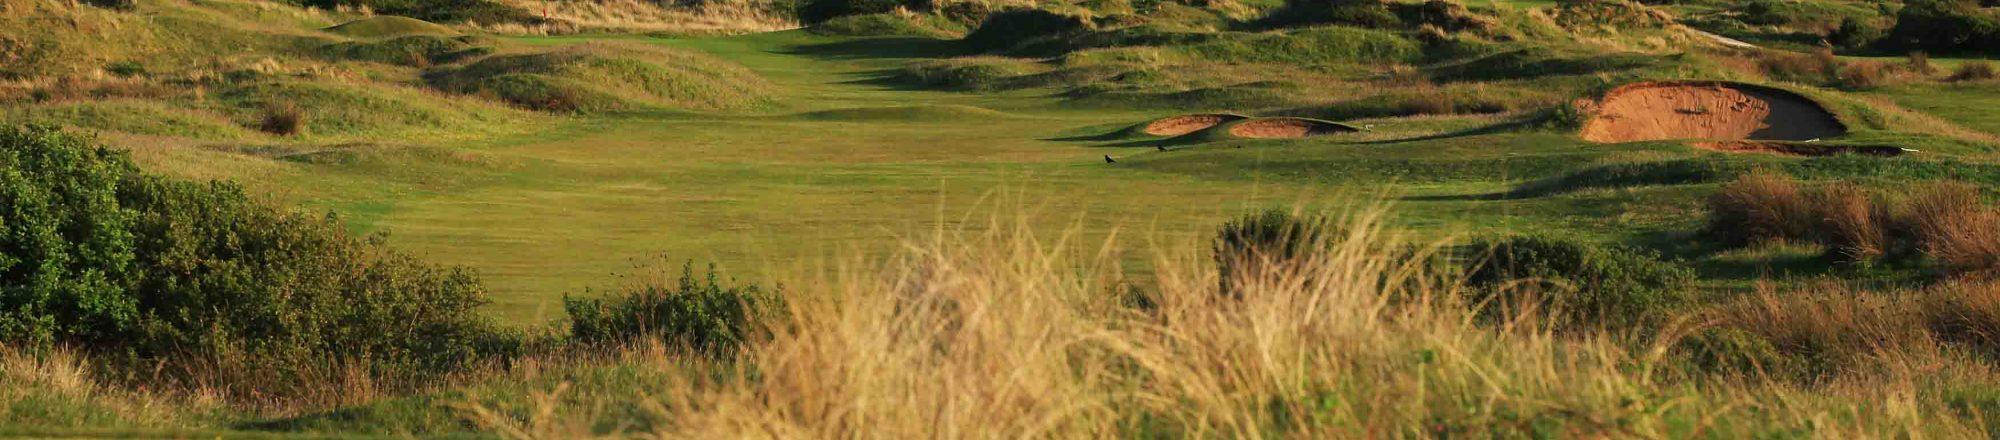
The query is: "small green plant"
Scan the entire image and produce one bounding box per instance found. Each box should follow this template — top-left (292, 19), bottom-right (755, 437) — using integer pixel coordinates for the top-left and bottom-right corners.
top-left (565, 262), bottom-right (772, 356)
top-left (1462, 235), bottom-right (1696, 327)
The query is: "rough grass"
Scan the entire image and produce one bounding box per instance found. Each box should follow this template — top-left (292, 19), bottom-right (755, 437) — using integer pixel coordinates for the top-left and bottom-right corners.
top-left (425, 42), bottom-right (772, 113)
top-left (215, 79), bottom-right (532, 140)
top-left (322, 15), bottom-right (460, 38)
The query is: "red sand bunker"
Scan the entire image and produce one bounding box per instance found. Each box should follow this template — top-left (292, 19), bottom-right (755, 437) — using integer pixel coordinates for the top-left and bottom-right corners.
top-left (1579, 81), bottom-right (1846, 143)
top-left (1143, 113), bottom-right (1249, 136)
top-left (1227, 117), bottom-right (1358, 139)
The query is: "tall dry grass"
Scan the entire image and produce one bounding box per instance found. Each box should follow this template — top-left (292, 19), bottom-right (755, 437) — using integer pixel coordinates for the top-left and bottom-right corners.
top-left (1904, 182), bottom-right (2000, 272)
top-left (478, 0), bottom-right (795, 35)
top-left (455, 206), bottom-right (1993, 437)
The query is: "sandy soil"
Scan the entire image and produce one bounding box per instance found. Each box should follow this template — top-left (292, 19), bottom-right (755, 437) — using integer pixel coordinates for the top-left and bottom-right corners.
top-left (1579, 82), bottom-right (1845, 143)
top-left (1227, 117), bottom-right (1358, 139)
top-left (1143, 114), bottom-right (1248, 136)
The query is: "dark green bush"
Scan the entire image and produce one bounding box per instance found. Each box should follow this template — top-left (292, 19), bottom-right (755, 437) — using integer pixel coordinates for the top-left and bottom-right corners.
top-left (962, 9), bottom-right (1094, 53)
top-left (1462, 235), bottom-right (1696, 327)
top-left (0, 127), bottom-right (140, 347)
top-left (0, 125), bottom-right (508, 397)
top-left (565, 262), bottom-right (771, 356)
top-left (1213, 210), bottom-right (1343, 297)
top-left (1885, 0), bottom-right (2000, 56)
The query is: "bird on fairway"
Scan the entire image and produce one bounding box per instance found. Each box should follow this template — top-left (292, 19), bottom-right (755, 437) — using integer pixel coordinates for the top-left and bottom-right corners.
top-left (1104, 155), bottom-right (1116, 164)
top-left (1155, 145), bottom-right (1167, 152)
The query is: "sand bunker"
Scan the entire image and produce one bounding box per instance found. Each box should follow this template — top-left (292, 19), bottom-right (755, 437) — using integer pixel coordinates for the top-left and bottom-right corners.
top-left (1227, 117), bottom-right (1359, 139)
top-left (1579, 82), bottom-right (1845, 143)
top-left (1143, 113), bottom-right (1248, 136)
top-left (1692, 141), bottom-right (1906, 157)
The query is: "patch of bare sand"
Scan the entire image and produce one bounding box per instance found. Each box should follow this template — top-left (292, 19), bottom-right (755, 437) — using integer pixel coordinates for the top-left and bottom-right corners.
top-left (1143, 113), bottom-right (1248, 136)
top-left (1227, 117), bottom-right (1358, 139)
top-left (1579, 82), bottom-right (1845, 143)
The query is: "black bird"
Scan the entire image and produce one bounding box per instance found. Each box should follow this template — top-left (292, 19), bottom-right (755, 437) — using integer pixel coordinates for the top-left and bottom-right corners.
top-left (1104, 155), bottom-right (1116, 164)
top-left (1155, 145), bottom-right (1167, 152)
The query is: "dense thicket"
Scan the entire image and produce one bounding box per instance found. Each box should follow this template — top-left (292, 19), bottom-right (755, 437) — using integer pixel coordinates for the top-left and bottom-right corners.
top-left (0, 125), bottom-right (509, 391)
top-left (1884, 0), bottom-right (2000, 55)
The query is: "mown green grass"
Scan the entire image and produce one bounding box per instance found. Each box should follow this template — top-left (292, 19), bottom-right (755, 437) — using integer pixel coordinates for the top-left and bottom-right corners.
top-left (79, 28), bottom-right (1986, 322)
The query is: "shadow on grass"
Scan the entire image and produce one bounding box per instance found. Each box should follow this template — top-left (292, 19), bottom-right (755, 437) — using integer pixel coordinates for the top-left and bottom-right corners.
top-left (781, 37), bottom-right (963, 61)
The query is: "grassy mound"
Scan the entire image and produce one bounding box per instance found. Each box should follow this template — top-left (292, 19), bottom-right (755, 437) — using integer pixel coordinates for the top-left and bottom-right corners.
top-left (212, 80), bottom-right (529, 139)
top-left (4, 100), bottom-right (253, 140)
top-left (425, 42), bottom-right (771, 113)
top-left (1181, 26), bottom-right (1421, 65)
top-left (323, 16), bottom-right (460, 38)
top-left (810, 12), bottom-right (966, 38)
top-left (319, 35), bottom-right (494, 66)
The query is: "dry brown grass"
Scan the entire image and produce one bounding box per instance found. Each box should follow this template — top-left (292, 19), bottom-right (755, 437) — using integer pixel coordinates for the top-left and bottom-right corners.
top-left (1812, 182), bottom-right (1889, 262)
top-left (478, 0), bottom-right (795, 35)
top-left (257, 100), bottom-right (307, 136)
top-left (441, 207), bottom-right (1996, 437)
top-left (1707, 169), bottom-right (1813, 246)
top-left (1903, 181), bottom-right (2000, 273)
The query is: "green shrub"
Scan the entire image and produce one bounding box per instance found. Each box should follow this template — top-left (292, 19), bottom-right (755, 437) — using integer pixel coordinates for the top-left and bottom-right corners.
top-left (1212, 210), bottom-right (1343, 297)
top-left (1462, 235), bottom-right (1695, 327)
top-left (565, 262), bottom-right (771, 356)
top-left (1830, 17), bottom-right (1887, 49)
top-left (962, 9), bottom-right (1094, 53)
top-left (0, 125), bottom-right (508, 399)
top-left (0, 127), bottom-right (141, 347)
top-left (1885, 0), bottom-right (2000, 56)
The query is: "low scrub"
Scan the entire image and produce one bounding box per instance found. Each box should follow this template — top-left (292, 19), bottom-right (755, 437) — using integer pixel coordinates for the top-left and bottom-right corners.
top-left (565, 262), bottom-right (773, 356)
top-left (961, 9), bottom-right (1094, 53)
top-left (1213, 209), bottom-right (1346, 297)
top-left (0, 126), bottom-right (512, 403)
top-left (1462, 235), bottom-right (1696, 327)
top-left (1884, 0), bottom-right (2000, 56)
top-left (1706, 171), bottom-right (2000, 272)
